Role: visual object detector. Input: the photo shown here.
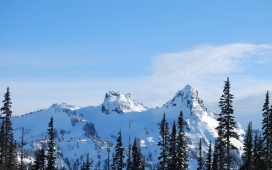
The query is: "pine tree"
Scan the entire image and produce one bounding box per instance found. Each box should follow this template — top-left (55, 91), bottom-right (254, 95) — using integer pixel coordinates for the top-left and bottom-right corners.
top-left (212, 139), bottom-right (219, 170)
top-left (205, 140), bottom-right (212, 170)
top-left (85, 153), bottom-right (91, 170)
top-left (217, 77), bottom-right (239, 170)
top-left (126, 120), bottom-right (133, 170)
top-left (158, 113), bottom-right (170, 170)
top-left (176, 111), bottom-right (188, 169)
top-left (110, 152), bottom-right (116, 170)
top-left (0, 87), bottom-right (17, 170)
top-left (47, 116), bottom-right (56, 170)
top-left (216, 120), bottom-right (227, 169)
top-left (168, 121), bottom-right (177, 169)
top-left (240, 121), bottom-right (253, 170)
top-left (32, 148), bottom-right (46, 170)
top-left (252, 133), bottom-right (266, 170)
top-left (197, 139), bottom-right (203, 170)
top-left (261, 91), bottom-right (272, 169)
top-left (113, 130), bottom-right (125, 170)
top-left (132, 138), bottom-right (144, 170)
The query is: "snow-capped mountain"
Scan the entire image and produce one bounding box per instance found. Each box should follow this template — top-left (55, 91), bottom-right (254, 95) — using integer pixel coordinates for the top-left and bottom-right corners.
top-left (101, 91), bottom-right (149, 114)
top-left (11, 85), bottom-right (245, 169)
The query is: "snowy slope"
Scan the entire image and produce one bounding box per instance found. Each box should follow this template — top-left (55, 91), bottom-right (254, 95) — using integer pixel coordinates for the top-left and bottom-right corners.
top-left (12, 85), bottom-right (245, 169)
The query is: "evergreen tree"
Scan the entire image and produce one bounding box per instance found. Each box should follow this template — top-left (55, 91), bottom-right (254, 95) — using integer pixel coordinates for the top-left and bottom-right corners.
top-left (32, 148), bottom-right (46, 170)
top-left (81, 160), bottom-right (86, 170)
top-left (261, 91), bottom-right (272, 169)
top-left (240, 121), bottom-right (253, 170)
top-left (168, 121), bottom-right (177, 169)
top-left (0, 87), bottom-right (17, 170)
top-left (217, 77), bottom-right (239, 170)
top-left (252, 133), bottom-right (266, 170)
top-left (47, 116), bottom-right (56, 170)
top-left (212, 139), bottom-right (219, 170)
top-left (126, 120), bottom-right (133, 170)
top-left (131, 138), bottom-right (144, 170)
top-left (197, 139), bottom-right (203, 170)
top-left (176, 111), bottom-right (188, 169)
top-left (205, 140), bottom-right (212, 170)
top-left (215, 120), bottom-right (227, 169)
top-left (158, 113), bottom-right (170, 170)
top-left (110, 152), bottom-right (116, 170)
top-left (113, 130), bottom-right (125, 170)
top-left (80, 153), bottom-right (91, 170)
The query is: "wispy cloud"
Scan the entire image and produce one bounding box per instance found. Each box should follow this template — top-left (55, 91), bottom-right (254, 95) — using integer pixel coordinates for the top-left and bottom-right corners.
top-left (135, 43), bottom-right (272, 126)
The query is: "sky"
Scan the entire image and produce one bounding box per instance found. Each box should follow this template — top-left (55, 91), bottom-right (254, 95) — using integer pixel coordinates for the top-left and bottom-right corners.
top-left (1, 1), bottom-right (272, 129)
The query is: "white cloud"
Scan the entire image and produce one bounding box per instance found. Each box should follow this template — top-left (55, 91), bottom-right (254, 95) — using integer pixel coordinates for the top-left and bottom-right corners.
top-left (134, 43), bottom-right (272, 128)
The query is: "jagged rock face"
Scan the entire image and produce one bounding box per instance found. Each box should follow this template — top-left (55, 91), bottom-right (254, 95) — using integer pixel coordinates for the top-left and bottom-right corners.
top-left (101, 91), bottom-right (148, 114)
top-left (163, 85), bottom-right (207, 112)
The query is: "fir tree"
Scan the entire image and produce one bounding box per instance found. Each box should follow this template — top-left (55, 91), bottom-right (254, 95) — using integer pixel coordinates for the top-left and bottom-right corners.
top-left (215, 121), bottom-right (227, 169)
top-left (252, 133), bottom-right (266, 170)
top-left (212, 139), bottom-right (219, 170)
top-left (197, 139), bottom-right (203, 170)
top-left (85, 153), bottom-right (91, 170)
top-left (126, 120), bottom-right (133, 170)
top-left (0, 87), bottom-right (17, 170)
top-left (240, 121), bottom-right (253, 170)
top-left (132, 138), bottom-right (144, 170)
top-left (176, 111), bottom-right (188, 169)
top-left (261, 91), bottom-right (272, 169)
top-left (32, 148), bottom-right (46, 170)
top-left (217, 77), bottom-right (239, 170)
top-left (158, 113), bottom-right (170, 170)
top-left (47, 116), bottom-right (56, 170)
top-left (113, 130), bottom-right (125, 170)
top-left (168, 121), bottom-right (177, 169)
top-left (205, 140), bottom-right (212, 170)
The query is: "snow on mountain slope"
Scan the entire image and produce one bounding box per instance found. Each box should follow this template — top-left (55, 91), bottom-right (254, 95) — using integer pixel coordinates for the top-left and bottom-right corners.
top-left (12, 85), bottom-right (245, 169)
top-left (101, 90), bottom-right (149, 114)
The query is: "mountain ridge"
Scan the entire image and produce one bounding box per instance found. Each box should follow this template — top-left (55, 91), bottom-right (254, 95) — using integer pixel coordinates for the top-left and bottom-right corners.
top-left (11, 85), bottom-right (245, 169)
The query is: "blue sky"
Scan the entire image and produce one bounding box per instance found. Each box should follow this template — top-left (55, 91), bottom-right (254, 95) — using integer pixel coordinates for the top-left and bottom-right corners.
top-left (1, 1), bottom-right (272, 129)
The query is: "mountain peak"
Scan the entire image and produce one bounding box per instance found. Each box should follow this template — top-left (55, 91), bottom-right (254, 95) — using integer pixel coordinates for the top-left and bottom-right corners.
top-left (101, 90), bottom-right (148, 114)
top-left (162, 84), bottom-right (207, 114)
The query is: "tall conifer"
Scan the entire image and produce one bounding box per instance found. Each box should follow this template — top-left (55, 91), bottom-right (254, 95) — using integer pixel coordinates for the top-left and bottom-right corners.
top-left (261, 91), bottom-right (271, 169)
top-left (168, 121), bottom-right (177, 169)
top-left (47, 116), bottom-right (56, 170)
top-left (217, 77), bottom-right (239, 170)
top-left (205, 140), bottom-right (212, 170)
top-left (241, 121), bottom-right (253, 169)
top-left (176, 111), bottom-right (188, 169)
top-left (132, 138), bottom-right (144, 170)
top-left (113, 130), bottom-right (125, 170)
top-left (197, 139), bottom-right (203, 170)
top-left (0, 87), bottom-right (17, 170)
top-left (158, 113), bottom-right (170, 170)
